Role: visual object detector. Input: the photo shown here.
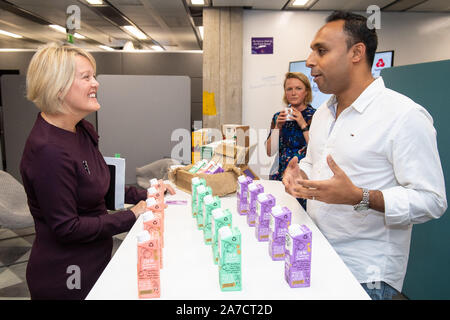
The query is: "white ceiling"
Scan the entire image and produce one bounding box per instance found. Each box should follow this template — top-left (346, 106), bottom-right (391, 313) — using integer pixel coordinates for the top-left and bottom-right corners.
top-left (0, 0), bottom-right (448, 51)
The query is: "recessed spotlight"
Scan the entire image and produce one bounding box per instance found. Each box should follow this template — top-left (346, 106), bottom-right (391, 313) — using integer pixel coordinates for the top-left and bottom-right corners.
top-left (123, 25), bottom-right (147, 40)
top-left (98, 45), bottom-right (114, 51)
top-left (49, 24), bottom-right (67, 34)
top-left (0, 29), bottom-right (23, 38)
top-left (191, 0), bottom-right (205, 5)
top-left (86, 0), bottom-right (103, 5)
top-left (292, 0), bottom-right (309, 6)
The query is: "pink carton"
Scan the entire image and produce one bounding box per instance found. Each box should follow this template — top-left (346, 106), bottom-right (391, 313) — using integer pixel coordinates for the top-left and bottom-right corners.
top-left (137, 230), bottom-right (160, 298)
top-left (268, 206), bottom-right (292, 261)
top-left (255, 193), bottom-right (275, 242)
top-left (285, 224), bottom-right (312, 288)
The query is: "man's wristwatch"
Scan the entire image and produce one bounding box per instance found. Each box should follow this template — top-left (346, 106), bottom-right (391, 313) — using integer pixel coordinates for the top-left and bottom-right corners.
top-left (301, 124), bottom-right (310, 132)
top-left (353, 188), bottom-right (370, 211)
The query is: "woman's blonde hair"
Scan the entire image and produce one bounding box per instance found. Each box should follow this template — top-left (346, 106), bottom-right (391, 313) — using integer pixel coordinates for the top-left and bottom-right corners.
top-left (26, 42), bottom-right (96, 114)
top-left (282, 72), bottom-right (312, 106)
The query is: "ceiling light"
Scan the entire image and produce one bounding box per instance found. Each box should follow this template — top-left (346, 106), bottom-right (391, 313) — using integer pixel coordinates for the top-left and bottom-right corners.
top-left (198, 26), bottom-right (204, 40)
top-left (74, 33), bottom-right (86, 39)
top-left (49, 24), bottom-right (66, 34)
top-left (292, 0), bottom-right (309, 6)
top-left (86, 0), bottom-right (103, 4)
top-left (123, 25), bottom-right (147, 40)
top-left (98, 45), bottom-right (114, 51)
top-left (0, 29), bottom-right (23, 39)
top-left (191, 0), bottom-right (205, 5)
top-left (151, 45), bottom-right (164, 52)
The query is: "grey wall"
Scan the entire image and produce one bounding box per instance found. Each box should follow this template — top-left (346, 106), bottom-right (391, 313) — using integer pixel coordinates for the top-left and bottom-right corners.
top-left (97, 75), bottom-right (191, 184)
top-left (0, 50), bottom-right (202, 182)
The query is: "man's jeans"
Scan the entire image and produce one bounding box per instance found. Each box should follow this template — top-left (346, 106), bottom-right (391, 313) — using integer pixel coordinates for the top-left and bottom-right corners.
top-left (361, 282), bottom-right (400, 300)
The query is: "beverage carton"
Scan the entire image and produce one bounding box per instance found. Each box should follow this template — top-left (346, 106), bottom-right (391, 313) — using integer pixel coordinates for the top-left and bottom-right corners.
top-left (142, 211), bottom-right (163, 269)
top-left (191, 177), bottom-right (206, 218)
top-left (137, 230), bottom-right (160, 298)
top-left (203, 195), bottom-right (221, 245)
top-left (211, 208), bottom-right (232, 265)
top-left (285, 224), bottom-right (312, 288)
top-left (188, 159), bottom-right (208, 174)
top-left (196, 185), bottom-right (212, 230)
top-left (147, 186), bottom-right (164, 205)
top-left (246, 183), bottom-right (264, 226)
top-left (218, 226), bottom-right (242, 291)
top-left (255, 193), bottom-right (276, 242)
top-left (268, 206), bottom-right (292, 261)
top-left (145, 197), bottom-right (167, 247)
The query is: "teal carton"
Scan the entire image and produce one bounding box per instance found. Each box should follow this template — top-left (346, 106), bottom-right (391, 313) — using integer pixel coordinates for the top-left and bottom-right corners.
top-left (203, 195), bottom-right (221, 245)
top-left (196, 185), bottom-right (212, 230)
top-left (218, 226), bottom-right (242, 291)
top-left (191, 177), bottom-right (206, 218)
top-left (189, 159), bottom-right (208, 173)
top-left (211, 208), bottom-right (232, 264)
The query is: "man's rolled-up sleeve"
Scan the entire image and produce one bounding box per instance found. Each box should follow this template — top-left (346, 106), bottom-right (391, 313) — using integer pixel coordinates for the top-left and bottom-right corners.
top-left (382, 107), bottom-right (447, 226)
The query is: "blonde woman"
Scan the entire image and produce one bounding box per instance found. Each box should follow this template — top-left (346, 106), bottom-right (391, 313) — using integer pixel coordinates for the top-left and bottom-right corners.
top-left (21, 42), bottom-right (147, 299)
top-left (265, 72), bottom-right (315, 210)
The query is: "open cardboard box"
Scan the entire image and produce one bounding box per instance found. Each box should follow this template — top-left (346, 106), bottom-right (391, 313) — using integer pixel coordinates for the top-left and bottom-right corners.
top-left (168, 163), bottom-right (258, 196)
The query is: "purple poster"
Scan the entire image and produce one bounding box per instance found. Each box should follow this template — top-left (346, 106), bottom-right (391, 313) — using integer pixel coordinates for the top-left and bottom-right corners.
top-left (251, 37), bottom-right (273, 54)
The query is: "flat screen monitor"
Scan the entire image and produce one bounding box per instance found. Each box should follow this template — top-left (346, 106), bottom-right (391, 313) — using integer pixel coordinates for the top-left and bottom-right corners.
top-left (371, 50), bottom-right (394, 77)
top-left (289, 50), bottom-right (394, 109)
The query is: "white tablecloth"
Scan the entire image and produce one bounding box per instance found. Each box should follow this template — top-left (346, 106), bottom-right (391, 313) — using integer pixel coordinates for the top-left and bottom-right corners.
top-left (87, 180), bottom-right (369, 300)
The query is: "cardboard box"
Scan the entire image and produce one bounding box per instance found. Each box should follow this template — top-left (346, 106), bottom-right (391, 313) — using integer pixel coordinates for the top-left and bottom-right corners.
top-left (237, 164), bottom-right (259, 180)
top-left (221, 124), bottom-right (249, 148)
top-left (214, 141), bottom-right (249, 165)
top-left (168, 164), bottom-right (241, 197)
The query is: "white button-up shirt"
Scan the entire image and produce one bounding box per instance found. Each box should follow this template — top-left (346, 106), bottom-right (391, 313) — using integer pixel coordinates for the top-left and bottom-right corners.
top-left (299, 77), bottom-right (447, 292)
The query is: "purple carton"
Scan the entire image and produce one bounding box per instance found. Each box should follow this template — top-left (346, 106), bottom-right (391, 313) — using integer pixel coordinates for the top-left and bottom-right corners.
top-left (205, 163), bottom-right (224, 174)
top-left (255, 193), bottom-right (275, 242)
top-left (285, 224), bottom-right (312, 288)
top-left (246, 183), bottom-right (264, 226)
top-left (237, 175), bottom-right (253, 215)
top-left (268, 206), bottom-right (292, 261)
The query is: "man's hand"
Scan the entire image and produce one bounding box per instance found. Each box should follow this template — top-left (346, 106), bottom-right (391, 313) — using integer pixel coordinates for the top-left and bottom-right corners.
top-left (296, 155), bottom-right (362, 205)
top-left (282, 156), bottom-right (309, 198)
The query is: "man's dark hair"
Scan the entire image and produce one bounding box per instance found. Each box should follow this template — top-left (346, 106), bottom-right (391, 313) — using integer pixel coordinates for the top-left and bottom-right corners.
top-left (326, 11), bottom-right (378, 69)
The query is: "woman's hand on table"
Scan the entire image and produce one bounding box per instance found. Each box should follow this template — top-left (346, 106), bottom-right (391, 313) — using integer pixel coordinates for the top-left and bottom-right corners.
top-left (130, 200), bottom-right (147, 219)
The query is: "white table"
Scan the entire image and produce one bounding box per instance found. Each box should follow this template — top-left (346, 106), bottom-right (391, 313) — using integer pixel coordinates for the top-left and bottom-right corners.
top-left (87, 180), bottom-right (370, 300)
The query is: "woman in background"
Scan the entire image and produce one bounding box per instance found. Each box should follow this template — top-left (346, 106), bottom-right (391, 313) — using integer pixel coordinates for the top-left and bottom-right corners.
top-left (265, 72), bottom-right (316, 210)
top-left (21, 42), bottom-right (147, 299)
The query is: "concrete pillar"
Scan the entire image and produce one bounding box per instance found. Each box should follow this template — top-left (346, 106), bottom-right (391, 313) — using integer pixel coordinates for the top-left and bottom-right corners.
top-left (202, 7), bottom-right (243, 130)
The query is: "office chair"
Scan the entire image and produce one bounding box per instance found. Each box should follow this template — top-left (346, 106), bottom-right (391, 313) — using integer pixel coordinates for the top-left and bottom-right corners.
top-left (0, 170), bottom-right (34, 230)
top-left (136, 158), bottom-right (181, 189)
